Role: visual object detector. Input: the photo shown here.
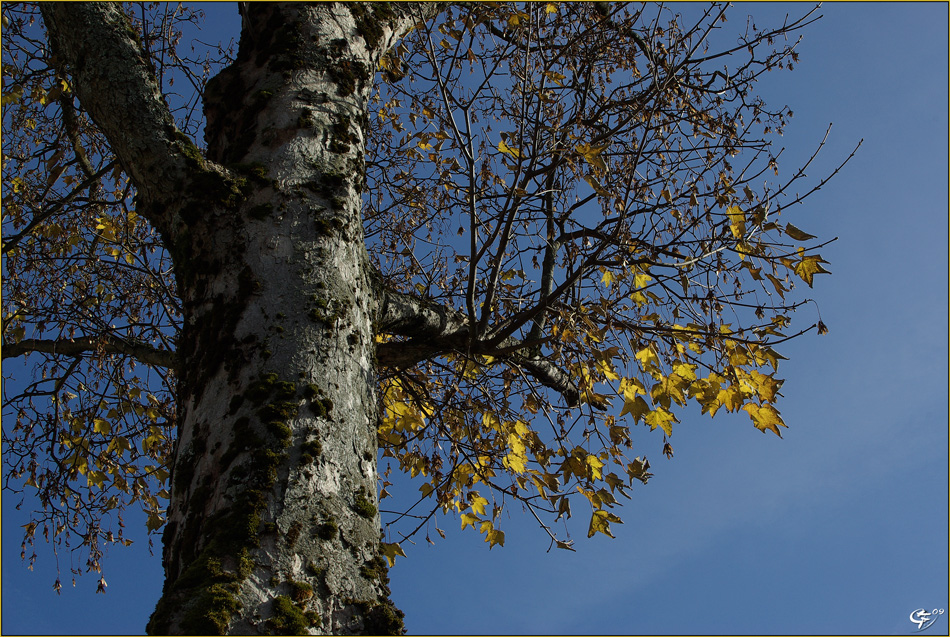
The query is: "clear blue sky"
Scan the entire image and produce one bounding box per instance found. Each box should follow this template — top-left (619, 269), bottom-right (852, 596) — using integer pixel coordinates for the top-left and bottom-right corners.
top-left (2, 3), bottom-right (947, 635)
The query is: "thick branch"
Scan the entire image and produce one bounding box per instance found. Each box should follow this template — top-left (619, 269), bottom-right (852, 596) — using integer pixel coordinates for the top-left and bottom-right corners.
top-left (39, 3), bottom-right (198, 231)
top-left (375, 285), bottom-right (586, 408)
top-left (2, 336), bottom-right (177, 369)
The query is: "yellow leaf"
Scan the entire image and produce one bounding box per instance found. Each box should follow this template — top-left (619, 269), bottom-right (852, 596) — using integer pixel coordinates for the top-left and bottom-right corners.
top-left (586, 454), bottom-right (605, 480)
top-left (794, 254), bottom-right (831, 287)
top-left (498, 139), bottom-right (521, 158)
top-left (87, 471), bottom-right (108, 489)
top-left (634, 346), bottom-right (659, 371)
top-left (92, 418), bottom-right (112, 436)
top-left (587, 509), bottom-right (622, 538)
top-left (145, 512), bottom-right (164, 532)
top-left (460, 512), bottom-right (480, 531)
top-left (601, 269), bottom-right (615, 288)
top-left (785, 223), bottom-right (817, 241)
top-left (715, 384), bottom-right (745, 414)
top-left (503, 451), bottom-right (527, 474)
top-left (543, 70), bottom-right (566, 85)
top-left (671, 363), bottom-right (697, 384)
top-left (644, 407), bottom-right (677, 436)
top-left (513, 420), bottom-right (530, 437)
top-left (583, 174), bottom-right (612, 197)
top-left (507, 12), bottom-right (527, 27)
top-left (596, 359), bottom-right (620, 381)
top-left (629, 291), bottom-right (647, 307)
top-left (727, 205), bottom-right (745, 238)
top-left (380, 542), bottom-right (407, 567)
top-left (485, 528), bottom-right (505, 549)
top-left (765, 273), bottom-right (787, 299)
top-left (470, 495), bottom-right (489, 516)
top-left (579, 390), bottom-right (610, 407)
top-left (1, 84), bottom-right (24, 106)
top-left (745, 370), bottom-right (783, 403)
top-left (419, 483), bottom-right (435, 498)
top-left (545, 3), bottom-right (558, 13)
top-left (742, 403), bottom-right (786, 437)
top-left (618, 377), bottom-right (647, 417)
top-left (619, 395), bottom-right (649, 422)
top-left (575, 142), bottom-right (608, 172)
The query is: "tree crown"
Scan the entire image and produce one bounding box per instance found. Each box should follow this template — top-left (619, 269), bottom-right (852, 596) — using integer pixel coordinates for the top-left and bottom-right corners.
top-left (1, 1), bottom-right (852, 582)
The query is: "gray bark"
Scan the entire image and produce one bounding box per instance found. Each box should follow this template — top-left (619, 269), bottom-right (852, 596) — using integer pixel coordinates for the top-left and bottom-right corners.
top-left (43, 3), bottom-right (434, 634)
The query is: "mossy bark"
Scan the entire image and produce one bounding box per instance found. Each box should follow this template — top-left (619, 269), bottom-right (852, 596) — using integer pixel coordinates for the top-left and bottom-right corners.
top-left (145, 4), bottom-right (424, 635)
top-left (43, 3), bottom-right (442, 634)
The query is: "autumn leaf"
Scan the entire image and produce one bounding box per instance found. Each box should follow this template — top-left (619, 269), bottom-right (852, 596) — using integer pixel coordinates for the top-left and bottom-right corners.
top-left (785, 223), bottom-right (817, 241)
top-left (626, 457), bottom-right (653, 484)
top-left (583, 174), bottom-right (612, 197)
top-left (715, 383), bottom-right (746, 414)
top-left (587, 509), bottom-right (623, 538)
top-left (507, 11), bottom-right (528, 27)
top-left (634, 346), bottom-right (659, 371)
top-left (742, 403), bottom-right (786, 437)
top-left (470, 494), bottom-right (489, 516)
top-left (596, 359), bottom-right (621, 381)
top-left (146, 511), bottom-right (165, 533)
top-left (586, 454), bottom-right (606, 480)
top-left (485, 528), bottom-right (505, 549)
top-left (765, 273), bottom-right (788, 299)
top-left (633, 270), bottom-right (653, 289)
top-left (727, 205), bottom-right (745, 238)
top-left (619, 394), bottom-right (649, 422)
top-left (556, 496), bottom-right (572, 521)
top-left (497, 139), bottom-right (521, 159)
top-left (87, 471), bottom-right (108, 489)
top-left (503, 431), bottom-right (529, 473)
top-left (543, 70), bottom-right (566, 86)
top-left (744, 369), bottom-right (784, 403)
top-left (794, 254), bottom-right (831, 287)
top-left (575, 142), bottom-right (608, 172)
top-left (644, 407), bottom-right (677, 436)
top-left (380, 542), bottom-right (407, 567)
top-left (92, 418), bottom-right (111, 435)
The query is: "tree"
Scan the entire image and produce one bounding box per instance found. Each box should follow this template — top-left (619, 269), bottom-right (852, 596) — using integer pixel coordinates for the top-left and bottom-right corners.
top-left (1, 2), bottom-right (855, 634)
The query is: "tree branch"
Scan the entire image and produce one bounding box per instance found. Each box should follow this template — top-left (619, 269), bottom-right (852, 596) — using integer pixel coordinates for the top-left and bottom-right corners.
top-left (39, 3), bottom-right (204, 232)
top-left (2, 336), bottom-right (177, 369)
top-left (375, 284), bottom-right (588, 408)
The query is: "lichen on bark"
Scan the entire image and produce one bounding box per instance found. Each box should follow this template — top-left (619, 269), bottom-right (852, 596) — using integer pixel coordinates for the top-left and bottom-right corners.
top-left (41, 2), bottom-right (439, 634)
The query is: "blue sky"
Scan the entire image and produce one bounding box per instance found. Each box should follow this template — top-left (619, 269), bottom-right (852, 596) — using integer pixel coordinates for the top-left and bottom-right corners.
top-left (2, 3), bottom-right (947, 635)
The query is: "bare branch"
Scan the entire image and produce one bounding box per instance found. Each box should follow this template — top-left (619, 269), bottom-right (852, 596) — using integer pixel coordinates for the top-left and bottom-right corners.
top-left (2, 336), bottom-right (176, 369)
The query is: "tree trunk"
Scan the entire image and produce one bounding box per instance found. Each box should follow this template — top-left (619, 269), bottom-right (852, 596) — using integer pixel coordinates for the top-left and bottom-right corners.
top-left (139, 5), bottom-right (419, 634)
top-left (40, 2), bottom-right (438, 632)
